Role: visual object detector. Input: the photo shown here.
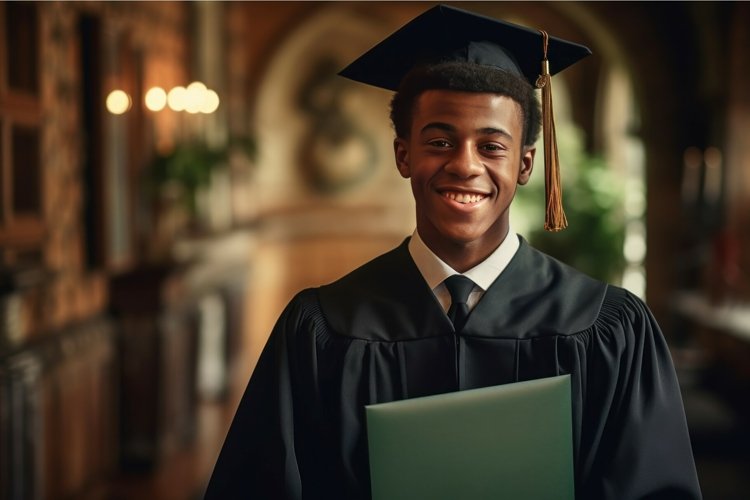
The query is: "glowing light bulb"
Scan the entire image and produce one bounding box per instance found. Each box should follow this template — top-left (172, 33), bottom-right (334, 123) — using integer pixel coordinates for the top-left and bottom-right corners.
top-left (167, 86), bottom-right (187, 111)
top-left (106, 89), bottom-right (131, 114)
top-left (145, 86), bottom-right (167, 111)
top-left (201, 89), bottom-right (220, 114)
top-left (184, 81), bottom-right (208, 114)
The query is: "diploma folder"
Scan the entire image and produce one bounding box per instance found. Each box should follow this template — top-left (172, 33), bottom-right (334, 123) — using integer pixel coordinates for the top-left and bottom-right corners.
top-left (366, 375), bottom-right (574, 500)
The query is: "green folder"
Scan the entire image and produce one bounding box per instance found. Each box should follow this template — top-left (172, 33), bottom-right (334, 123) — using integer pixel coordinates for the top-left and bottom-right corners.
top-left (366, 375), bottom-right (574, 500)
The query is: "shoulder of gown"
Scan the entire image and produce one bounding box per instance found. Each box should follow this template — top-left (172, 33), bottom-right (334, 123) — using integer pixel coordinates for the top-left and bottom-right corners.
top-left (309, 237), bottom-right (645, 341)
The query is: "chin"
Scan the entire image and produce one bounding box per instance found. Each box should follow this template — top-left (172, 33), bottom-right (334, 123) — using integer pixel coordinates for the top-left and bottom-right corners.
top-left (443, 220), bottom-right (509, 245)
top-left (439, 228), bottom-right (486, 246)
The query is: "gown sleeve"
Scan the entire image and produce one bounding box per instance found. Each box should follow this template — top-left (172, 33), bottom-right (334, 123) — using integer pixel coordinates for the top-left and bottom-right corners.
top-left (577, 289), bottom-right (702, 499)
top-left (203, 293), bottom-right (308, 500)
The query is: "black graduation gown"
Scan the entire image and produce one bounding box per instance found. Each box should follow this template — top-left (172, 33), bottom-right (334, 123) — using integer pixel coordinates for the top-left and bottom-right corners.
top-left (205, 238), bottom-right (701, 500)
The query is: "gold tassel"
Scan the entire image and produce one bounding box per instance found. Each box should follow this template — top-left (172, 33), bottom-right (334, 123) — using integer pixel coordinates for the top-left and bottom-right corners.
top-left (535, 30), bottom-right (567, 232)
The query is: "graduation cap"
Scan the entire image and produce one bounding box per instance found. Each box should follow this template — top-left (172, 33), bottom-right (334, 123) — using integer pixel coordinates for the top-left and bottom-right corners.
top-left (339, 4), bottom-right (592, 231)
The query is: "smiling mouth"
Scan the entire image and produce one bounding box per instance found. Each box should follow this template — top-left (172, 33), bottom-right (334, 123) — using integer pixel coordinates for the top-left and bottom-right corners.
top-left (442, 191), bottom-right (488, 204)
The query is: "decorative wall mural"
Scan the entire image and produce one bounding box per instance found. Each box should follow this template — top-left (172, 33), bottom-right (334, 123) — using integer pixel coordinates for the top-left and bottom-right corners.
top-left (296, 58), bottom-right (379, 193)
top-left (253, 4), bottom-right (414, 232)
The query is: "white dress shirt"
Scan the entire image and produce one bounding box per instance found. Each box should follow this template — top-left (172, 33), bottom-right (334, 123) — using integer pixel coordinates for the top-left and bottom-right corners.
top-left (407, 229), bottom-right (520, 314)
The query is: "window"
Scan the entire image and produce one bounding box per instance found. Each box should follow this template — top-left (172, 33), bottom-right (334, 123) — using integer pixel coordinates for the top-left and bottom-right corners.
top-left (0, 2), bottom-right (43, 264)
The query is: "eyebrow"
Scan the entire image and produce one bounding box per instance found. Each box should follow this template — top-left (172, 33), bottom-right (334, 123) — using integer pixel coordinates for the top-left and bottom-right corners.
top-left (420, 122), bottom-right (514, 140)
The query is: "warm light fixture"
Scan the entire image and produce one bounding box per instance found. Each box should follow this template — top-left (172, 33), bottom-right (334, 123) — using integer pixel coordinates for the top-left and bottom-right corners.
top-left (145, 86), bottom-right (168, 111)
top-left (128, 82), bottom-right (220, 114)
top-left (167, 86), bottom-right (187, 111)
top-left (201, 89), bottom-right (220, 114)
top-left (184, 81), bottom-right (207, 114)
top-left (106, 89), bottom-right (131, 114)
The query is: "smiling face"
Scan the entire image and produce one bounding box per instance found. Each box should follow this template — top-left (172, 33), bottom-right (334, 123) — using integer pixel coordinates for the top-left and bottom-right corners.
top-left (394, 90), bottom-right (535, 271)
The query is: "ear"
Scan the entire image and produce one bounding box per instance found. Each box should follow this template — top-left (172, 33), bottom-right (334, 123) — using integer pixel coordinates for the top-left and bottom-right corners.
top-left (517, 146), bottom-right (535, 186)
top-left (394, 138), bottom-right (411, 178)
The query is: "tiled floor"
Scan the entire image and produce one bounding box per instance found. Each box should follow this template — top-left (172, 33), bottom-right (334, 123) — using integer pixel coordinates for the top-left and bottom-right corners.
top-left (82, 401), bottom-right (225, 499)
top-left (83, 379), bottom-right (243, 500)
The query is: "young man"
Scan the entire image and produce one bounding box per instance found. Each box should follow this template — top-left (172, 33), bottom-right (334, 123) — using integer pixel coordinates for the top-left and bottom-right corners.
top-left (206, 5), bottom-right (701, 499)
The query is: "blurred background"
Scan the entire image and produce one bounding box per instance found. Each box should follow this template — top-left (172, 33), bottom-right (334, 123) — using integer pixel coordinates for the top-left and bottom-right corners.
top-left (0, 1), bottom-right (748, 499)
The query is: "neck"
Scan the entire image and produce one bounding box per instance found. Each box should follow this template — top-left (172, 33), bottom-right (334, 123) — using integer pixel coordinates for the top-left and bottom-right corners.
top-left (437, 243), bottom-right (495, 273)
top-left (420, 228), bottom-right (509, 274)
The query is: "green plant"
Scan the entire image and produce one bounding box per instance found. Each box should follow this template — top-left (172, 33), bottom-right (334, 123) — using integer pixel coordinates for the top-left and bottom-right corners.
top-left (513, 128), bottom-right (626, 284)
top-left (147, 136), bottom-right (256, 215)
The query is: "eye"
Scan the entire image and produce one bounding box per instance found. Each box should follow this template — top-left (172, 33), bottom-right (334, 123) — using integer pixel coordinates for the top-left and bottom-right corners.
top-left (427, 139), bottom-right (452, 148)
top-left (480, 142), bottom-right (507, 154)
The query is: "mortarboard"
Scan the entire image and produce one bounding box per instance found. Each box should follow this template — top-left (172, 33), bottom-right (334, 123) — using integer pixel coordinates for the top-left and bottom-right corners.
top-left (339, 4), bottom-right (592, 231)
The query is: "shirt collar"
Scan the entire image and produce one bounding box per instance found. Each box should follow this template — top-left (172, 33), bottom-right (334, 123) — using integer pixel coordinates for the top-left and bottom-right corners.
top-left (408, 228), bottom-right (520, 291)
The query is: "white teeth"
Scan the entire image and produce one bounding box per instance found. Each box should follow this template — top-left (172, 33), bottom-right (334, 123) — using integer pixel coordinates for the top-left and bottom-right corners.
top-left (444, 192), bottom-right (485, 204)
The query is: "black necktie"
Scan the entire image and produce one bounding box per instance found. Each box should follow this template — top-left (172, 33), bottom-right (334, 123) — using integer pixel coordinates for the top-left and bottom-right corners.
top-left (445, 275), bottom-right (475, 332)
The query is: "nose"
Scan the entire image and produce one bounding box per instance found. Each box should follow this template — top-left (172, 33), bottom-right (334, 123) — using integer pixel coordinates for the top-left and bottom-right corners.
top-left (444, 144), bottom-right (483, 178)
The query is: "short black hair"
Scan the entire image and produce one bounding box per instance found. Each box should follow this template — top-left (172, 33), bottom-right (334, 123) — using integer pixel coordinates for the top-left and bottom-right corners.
top-left (390, 61), bottom-right (541, 147)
